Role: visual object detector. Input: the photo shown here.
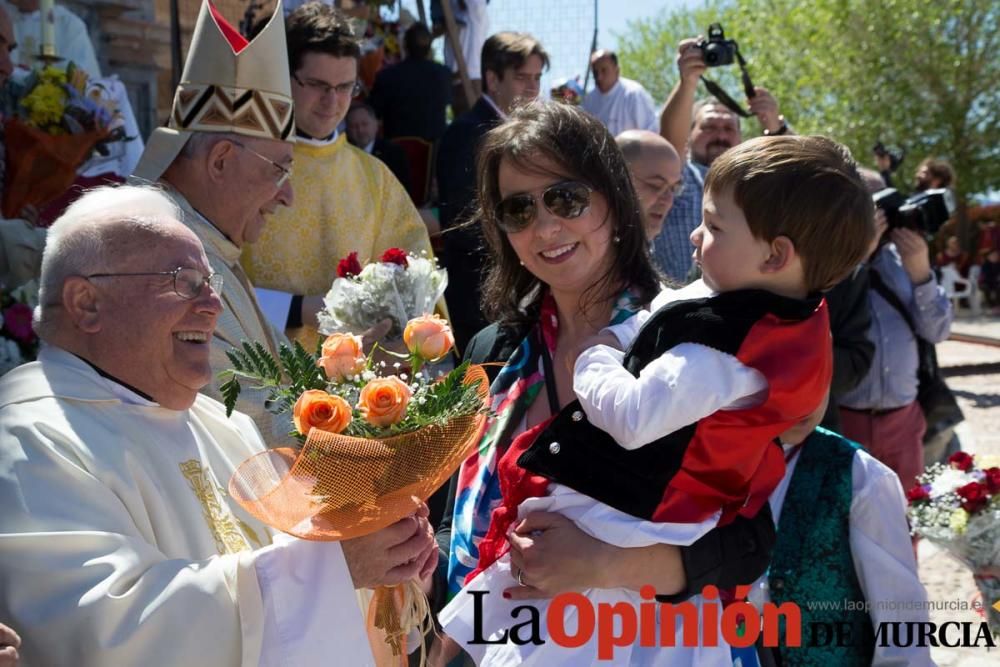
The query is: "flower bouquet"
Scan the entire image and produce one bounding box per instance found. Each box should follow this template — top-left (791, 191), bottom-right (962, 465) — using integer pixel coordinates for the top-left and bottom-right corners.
top-left (220, 315), bottom-right (488, 661)
top-left (907, 451), bottom-right (1000, 633)
top-left (0, 280), bottom-right (40, 376)
top-left (317, 248), bottom-right (447, 339)
top-left (2, 63), bottom-right (130, 218)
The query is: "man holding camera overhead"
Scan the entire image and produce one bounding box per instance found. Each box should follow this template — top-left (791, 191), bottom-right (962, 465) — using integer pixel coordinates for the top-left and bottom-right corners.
top-left (653, 33), bottom-right (787, 282)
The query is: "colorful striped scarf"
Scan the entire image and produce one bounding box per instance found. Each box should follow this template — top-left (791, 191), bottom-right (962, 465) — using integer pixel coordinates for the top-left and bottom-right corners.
top-left (446, 289), bottom-right (644, 597)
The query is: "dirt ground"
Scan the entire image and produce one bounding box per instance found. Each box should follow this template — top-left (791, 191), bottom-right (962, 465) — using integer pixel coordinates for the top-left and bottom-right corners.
top-left (915, 314), bottom-right (1000, 666)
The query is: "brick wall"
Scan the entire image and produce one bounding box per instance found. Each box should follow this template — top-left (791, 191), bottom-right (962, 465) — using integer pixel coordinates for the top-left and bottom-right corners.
top-left (67, 0), bottom-right (278, 138)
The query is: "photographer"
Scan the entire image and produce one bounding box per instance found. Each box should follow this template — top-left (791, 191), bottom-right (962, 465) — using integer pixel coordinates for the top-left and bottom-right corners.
top-left (839, 181), bottom-right (954, 504)
top-left (653, 35), bottom-right (787, 282)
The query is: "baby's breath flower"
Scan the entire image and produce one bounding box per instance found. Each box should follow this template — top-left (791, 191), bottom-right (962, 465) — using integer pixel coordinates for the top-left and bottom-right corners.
top-left (949, 508), bottom-right (969, 534)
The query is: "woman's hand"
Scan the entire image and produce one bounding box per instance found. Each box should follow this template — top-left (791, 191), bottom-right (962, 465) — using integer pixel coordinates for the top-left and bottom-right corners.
top-left (503, 511), bottom-right (686, 601)
top-left (504, 511), bottom-right (605, 599)
top-left (361, 318), bottom-right (411, 374)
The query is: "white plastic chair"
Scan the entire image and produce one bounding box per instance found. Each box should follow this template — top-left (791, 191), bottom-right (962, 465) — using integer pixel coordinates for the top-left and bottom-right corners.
top-left (967, 264), bottom-right (983, 314)
top-left (939, 264), bottom-right (980, 314)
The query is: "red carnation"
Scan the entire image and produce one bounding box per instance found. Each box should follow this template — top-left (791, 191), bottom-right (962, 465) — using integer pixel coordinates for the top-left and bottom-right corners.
top-left (2, 303), bottom-right (35, 343)
top-left (380, 247), bottom-right (409, 267)
top-left (948, 451), bottom-right (975, 472)
top-left (337, 251), bottom-right (362, 278)
top-left (905, 484), bottom-right (930, 504)
top-left (956, 481), bottom-right (989, 514)
top-left (984, 467), bottom-right (1000, 494)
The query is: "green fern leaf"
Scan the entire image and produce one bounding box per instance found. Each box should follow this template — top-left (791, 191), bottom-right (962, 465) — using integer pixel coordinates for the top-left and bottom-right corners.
top-left (220, 374), bottom-right (242, 417)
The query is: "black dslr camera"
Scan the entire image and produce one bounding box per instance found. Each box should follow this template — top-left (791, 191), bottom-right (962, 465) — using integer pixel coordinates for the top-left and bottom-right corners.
top-left (698, 23), bottom-right (738, 67)
top-left (873, 188), bottom-right (954, 236)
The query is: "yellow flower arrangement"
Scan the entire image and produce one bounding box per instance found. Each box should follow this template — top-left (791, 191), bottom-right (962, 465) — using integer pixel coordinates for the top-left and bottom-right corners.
top-left (20, 66), bottom-right (68, 134)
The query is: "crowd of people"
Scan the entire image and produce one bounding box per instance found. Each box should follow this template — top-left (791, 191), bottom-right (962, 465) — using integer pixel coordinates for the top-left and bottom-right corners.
top-left (0, 1), bottom-right (995, 665)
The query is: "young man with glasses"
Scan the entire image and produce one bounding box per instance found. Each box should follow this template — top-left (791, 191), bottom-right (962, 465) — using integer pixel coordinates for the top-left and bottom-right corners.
top-left (241, 2), bottom-right (434, 349)
top-left (435, 31), bottom-right (550, 354)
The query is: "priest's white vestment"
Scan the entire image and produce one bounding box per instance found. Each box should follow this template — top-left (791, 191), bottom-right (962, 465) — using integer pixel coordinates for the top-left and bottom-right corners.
top-left (0, 346), bottom-right (373, 666)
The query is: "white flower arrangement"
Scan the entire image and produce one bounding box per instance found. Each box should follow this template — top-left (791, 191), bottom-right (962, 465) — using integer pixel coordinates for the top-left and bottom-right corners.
top-left (907, 452), bottom-right (1000, 634)
top-left (316, 249), bottom-right (447, 339)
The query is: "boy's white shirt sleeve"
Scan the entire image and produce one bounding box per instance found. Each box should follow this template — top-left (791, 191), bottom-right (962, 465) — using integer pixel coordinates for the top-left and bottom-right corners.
top-left (604, 279), bottom-right (712, 347)
top-left (605, 309), bottom-right (650, 347)
top-left (847, 451), bottom-right (933, 666)
top-left (573, 341), bottom-right (767, 449)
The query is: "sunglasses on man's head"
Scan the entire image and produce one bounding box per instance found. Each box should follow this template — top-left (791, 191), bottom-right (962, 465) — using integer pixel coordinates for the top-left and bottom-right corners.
top-left (493, 180), bottom-right (593, 233)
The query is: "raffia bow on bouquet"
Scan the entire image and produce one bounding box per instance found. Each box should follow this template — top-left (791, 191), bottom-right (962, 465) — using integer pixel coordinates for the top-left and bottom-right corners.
top-left (907, 451), bottom-right (1000, 635)
top-left (221, 314), bottom-right (489, 662)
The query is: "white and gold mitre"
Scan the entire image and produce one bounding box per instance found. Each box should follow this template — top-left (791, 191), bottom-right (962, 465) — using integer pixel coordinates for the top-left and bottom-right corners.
top-left (133, 0), bottom-right (295, 181)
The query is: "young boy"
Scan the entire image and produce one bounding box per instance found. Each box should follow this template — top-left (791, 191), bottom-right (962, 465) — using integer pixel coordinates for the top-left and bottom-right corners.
top-left (738, 391), bottom-right (932, 667)
top-left (440, 136), bottom-right (875, 665)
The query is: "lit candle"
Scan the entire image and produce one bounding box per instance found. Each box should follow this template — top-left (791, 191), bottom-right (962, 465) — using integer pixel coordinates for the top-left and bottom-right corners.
top-left (40, 0), bottom-right (56, 59)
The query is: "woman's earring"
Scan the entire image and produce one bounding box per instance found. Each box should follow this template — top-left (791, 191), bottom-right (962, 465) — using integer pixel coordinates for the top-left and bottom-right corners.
top-left (613, 235), bottom-right (621, 244)
top-left (518, 260), bottom-right (525, 266)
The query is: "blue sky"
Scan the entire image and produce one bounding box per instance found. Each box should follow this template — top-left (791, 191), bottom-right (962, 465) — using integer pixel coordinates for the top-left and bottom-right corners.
top-left (396, 1), bottom-right (696, 91)
top-left (598, 0), bottom-right (694, 50)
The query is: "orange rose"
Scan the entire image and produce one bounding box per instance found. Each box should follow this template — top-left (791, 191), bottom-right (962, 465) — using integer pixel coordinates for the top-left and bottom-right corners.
top-left (358, 376), bottom-right (412, 427)
top-left (403, 314), bottom-right (454, 361)
top-left (292, 390), bottom-right (353, 435)
top-left (317, 333), bottom-right (366, 381)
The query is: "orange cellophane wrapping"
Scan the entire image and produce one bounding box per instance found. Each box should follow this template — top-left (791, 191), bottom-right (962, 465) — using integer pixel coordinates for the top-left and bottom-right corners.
top-left (228, 364), bottom-right (490, 541)
top-left (2, 117), bottom-right (105, 218)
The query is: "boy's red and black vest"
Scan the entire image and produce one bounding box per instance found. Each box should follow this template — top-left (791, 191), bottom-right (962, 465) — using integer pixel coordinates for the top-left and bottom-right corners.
top-left (519, 289), bottom-right (832, 526)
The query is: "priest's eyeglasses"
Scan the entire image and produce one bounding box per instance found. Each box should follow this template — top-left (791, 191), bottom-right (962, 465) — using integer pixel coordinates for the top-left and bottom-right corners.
top-left (293, 74), bottom-right (362, 98)
top-left (229, 139), bottom-right (293, 188)
top-left (87, 268), bottom-right (224, 300)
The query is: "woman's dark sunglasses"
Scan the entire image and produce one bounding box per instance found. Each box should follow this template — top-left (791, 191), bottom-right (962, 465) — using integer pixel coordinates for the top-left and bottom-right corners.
top-left (493, 180), bottom-right (593, 233)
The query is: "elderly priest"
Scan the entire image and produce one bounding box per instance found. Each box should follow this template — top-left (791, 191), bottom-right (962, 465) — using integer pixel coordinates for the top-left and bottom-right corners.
top-left (0, 184), bottom-right (436, 666)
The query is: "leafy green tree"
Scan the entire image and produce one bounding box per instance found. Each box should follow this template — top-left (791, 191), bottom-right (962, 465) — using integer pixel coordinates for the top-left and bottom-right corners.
top-left (616, 0), bottom-right (1000, 203)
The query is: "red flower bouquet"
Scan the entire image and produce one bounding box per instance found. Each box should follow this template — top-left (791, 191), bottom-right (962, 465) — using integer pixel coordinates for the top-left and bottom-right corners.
top-left (907, 452), bottom-right (1000, 634)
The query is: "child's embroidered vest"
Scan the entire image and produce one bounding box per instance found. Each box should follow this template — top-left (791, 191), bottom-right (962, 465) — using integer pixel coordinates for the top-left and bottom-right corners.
top-left (768, 427), bottom-right (875, 666)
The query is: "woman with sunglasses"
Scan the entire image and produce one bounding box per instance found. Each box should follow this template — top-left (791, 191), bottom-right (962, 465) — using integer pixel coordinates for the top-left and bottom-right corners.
top-left (432, 102), bottom-right (772, 666)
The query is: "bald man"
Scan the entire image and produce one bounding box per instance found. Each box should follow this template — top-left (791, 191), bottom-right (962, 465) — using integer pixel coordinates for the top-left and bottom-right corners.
top-left (616, 129), bottom-right (683, 242)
